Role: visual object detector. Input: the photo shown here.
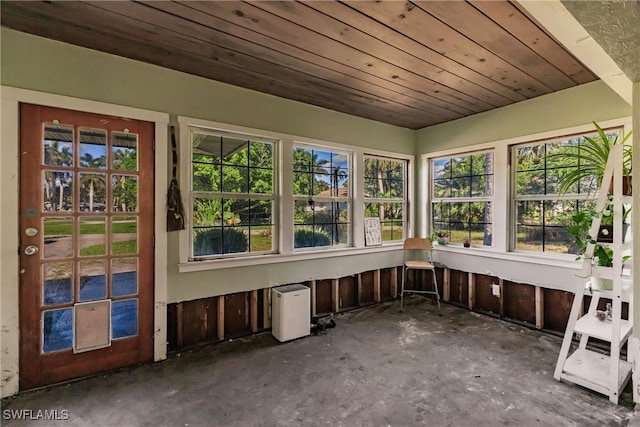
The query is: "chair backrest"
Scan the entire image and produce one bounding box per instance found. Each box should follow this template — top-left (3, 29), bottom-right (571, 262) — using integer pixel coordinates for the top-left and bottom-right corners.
top-left (403, 237), bottom-right (432, 250)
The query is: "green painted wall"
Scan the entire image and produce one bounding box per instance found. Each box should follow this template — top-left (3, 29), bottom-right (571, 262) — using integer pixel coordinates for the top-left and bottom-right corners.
top-left (1, 29), bottom-right (412, 303)
top-left (1, 29), bottom-right (633, 303)
top-left (1, 29), bottom-right (414, 152)
top-left (415, 80), bottom-right (631, 154)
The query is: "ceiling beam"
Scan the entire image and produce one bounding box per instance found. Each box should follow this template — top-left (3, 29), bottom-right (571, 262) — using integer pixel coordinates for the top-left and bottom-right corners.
top-left (517, 0), bottom-right (632, 105)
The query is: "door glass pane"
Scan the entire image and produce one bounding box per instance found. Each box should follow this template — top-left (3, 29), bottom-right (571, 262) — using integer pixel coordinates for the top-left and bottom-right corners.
top-left (112, 175), bottom-right (138, 212)
top-left (79, 128), bottom-right (107, 169)
top-left (112, 132), bottom-right (138, 171)
top-left (43, 308), bottom-right (73, 353)
top-left (79, 216), bottom-right (106, 256)
top-left (79, 173), bottom-right (107, 212)
top-left (112, 216), bottom-right (137, 255)
top-left (79, 260), bottom-right (107, 301)
top-left (43, 124), bottom-right (73, 167)
top-left (112, 299), bottom-right (138, 339)
top-left (43, 262), bottom-right (73, 306)
top-left (43, 217), bottom-right (73, 259)
top-left (112, 258), bottom-right (138, 297)
top-left (43, 171), bottom-right (73, 212)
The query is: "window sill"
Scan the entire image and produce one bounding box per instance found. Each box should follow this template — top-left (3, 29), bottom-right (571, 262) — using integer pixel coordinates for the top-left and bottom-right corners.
top-left (178, 243), bottom-right (404, 273)
top-left (432, 244), bottom-right (582, 270)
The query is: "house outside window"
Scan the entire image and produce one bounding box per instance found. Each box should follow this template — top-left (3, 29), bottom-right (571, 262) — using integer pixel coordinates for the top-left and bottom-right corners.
top-left (189, 127), bottom-right (276, 259)
top-left (512, 131), bottom-right (616, 253)
top-left (431, 151), bottom-right (494, 246)
top-left (364, 156), bottom-right (407, 242)
top-left (292, 145), bottom-right (351, 249)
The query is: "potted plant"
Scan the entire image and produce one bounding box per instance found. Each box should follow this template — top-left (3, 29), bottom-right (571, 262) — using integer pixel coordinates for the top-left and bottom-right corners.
top-left (567, 208), bottom-right (631, 289)
top-left (431, 230), bottom-right (449, 246)
top-left (547, 122), bottom-right (632, 196)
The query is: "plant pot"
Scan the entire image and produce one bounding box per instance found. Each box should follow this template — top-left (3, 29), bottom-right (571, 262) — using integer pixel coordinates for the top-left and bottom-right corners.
top-left (463, 238), bottom-right (471, 248)
top-left (591, 277), bottom-right (613, 291)
top-left (436, 238), bottom-right (448, 246)
top-left (607, 175), bottom-right (632, 195)
top-left (596, 223), bottom-right (629, 243)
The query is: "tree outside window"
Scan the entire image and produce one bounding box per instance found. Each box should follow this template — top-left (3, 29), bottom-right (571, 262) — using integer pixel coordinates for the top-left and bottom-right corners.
top-left (190, 129), bottom-right (275, 258)
top-left (364, 156), bottom-right (406, 242)
top-left (293, 146), bottom-right (350, 249)
top-left (431, 151), bottom-right (493, 246)
top-left (512, 131), bottom-right (615, 253)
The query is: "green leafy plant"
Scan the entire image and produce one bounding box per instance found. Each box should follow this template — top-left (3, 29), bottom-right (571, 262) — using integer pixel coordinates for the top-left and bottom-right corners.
top-left (193, 227), bottom-right (248, 256)
top-left (431, 230), bottom-right (449, 239)
top-left (430, 230), bottom-right (449, 245)
top-left (567, 208), bottom-right (630, 268)
top-left (294, 225), bottom-right (332, 248)
top-left (546, 122), bottom-right (632, 196)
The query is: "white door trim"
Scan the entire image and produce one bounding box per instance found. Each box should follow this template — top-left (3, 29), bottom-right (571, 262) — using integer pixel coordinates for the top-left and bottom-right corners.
top-left (0, 86), bottom-right (169, 397)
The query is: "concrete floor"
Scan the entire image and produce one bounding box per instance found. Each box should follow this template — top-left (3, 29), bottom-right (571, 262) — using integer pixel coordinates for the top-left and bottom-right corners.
top-left (2, 298), bottom-right (639, 426)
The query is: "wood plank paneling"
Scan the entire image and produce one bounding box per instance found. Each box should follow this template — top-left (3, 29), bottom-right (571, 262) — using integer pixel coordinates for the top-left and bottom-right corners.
top-left (379, 268), bottom-right (393, 301)
top-left (359, 271), bottom-right (376, 305)
top-left (0, 0), bottom-right (596, 130)
top-left (339, 276), bottom-right (358, 310)
top-left (448, 270), bottom-right (469, 307)
top-left (473, 274), bottom-right (501, 315)
top-left (471, 1), bottom-right (596, 84)
top-left (347, 1), bottom-right (554, 97)
top-left (315, 279), bottom-right (333, 315)
top-left (504, 281), bottom-right (536, 325)
top-left (166, 303), bottom-right (178, 352)
top-left (543, 289), bottom-right (574, 333)
top-left (224, 293), bottom-right (251, 339)
top-left (417, 1), bottom-right (576, 90)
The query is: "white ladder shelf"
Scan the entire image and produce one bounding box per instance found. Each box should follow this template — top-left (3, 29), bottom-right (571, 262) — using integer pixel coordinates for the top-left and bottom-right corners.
top-left (553, 143), bottom-right (634, 404)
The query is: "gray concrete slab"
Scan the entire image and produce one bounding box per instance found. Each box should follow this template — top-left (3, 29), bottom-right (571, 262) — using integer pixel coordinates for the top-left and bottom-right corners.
top-left (2, 298), bottom-right (638, 426)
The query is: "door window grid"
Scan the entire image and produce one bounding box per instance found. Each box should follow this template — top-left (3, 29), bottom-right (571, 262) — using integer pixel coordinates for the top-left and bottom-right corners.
top-left (40, 123), bottom-right (141, 353)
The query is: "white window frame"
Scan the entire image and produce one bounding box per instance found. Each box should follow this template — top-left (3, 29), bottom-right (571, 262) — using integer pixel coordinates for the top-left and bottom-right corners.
top-left (510, 127), bottom-right (624, 255)
top-left (363, 154), bottom-right (409, 244)
top-left (421, 117), bottom-right (631, 265)
top-left (429, 149), bottom-right (495, 247)
top-left (292, 142), bottom-right (353, 251)
top-left (187, 125), bottom-right (279, 260)
top-left (177, 116), bottom-right (414, 272)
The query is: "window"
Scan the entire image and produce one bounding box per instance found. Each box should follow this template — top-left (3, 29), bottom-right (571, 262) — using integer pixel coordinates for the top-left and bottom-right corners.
top-left (189, 128), bottom-right (276, 259)
top-left (364, 156), bottom-right (407, 242)
top-left (292, 146), bottom-right (350, 249)
top-left (431, 151), bottom-right (493, 246)
top-left (512, 131), bottom-right (614, 253)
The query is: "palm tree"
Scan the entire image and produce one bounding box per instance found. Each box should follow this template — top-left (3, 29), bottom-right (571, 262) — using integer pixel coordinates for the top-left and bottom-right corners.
top-left (44, 141), bottom-right (72, 210)
top-left (80, 153), bottom-right (106, 211)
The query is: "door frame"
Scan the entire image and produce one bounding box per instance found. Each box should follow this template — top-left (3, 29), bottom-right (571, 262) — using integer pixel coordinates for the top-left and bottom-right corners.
top-left (1, 86), bottom-right (169, 398)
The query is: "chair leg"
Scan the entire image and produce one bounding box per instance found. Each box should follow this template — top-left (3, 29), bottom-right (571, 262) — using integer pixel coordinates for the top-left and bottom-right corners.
top-left (400, 266), bottom-right (407, 311)
top-left (432, 269), bottom-right (441, 316)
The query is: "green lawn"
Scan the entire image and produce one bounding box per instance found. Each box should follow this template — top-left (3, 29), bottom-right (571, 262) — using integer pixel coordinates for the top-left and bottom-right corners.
top-left (80, 239), bottom-right (137, 256)
top-left (45, 219), bottom-right (137, 235)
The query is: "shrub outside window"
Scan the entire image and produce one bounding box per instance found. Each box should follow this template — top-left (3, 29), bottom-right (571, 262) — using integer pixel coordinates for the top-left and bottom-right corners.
top-left (293, 146), bottom-right (350, 249)
top-left (189, 128), bottom-right (276, 258)
top-left (431, 151), bottom-right (493, 246)
top-left (364, 156), bottom-right (407, 242)
top-left (512, 131), bottom-right (615, 253)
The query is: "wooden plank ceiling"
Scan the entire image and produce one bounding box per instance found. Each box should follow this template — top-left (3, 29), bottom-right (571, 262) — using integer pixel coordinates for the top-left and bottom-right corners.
top-left (0, 1), bottom-right (597, 129)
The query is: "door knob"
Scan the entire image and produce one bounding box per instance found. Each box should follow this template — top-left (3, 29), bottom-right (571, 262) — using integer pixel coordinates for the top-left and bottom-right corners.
top-left (24, 245), bottom-right (39, 256)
